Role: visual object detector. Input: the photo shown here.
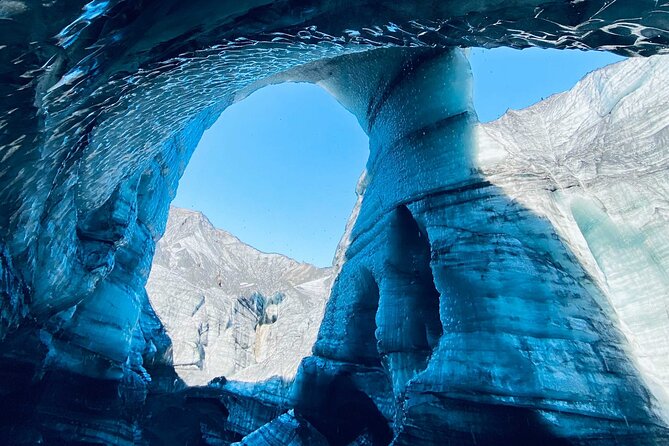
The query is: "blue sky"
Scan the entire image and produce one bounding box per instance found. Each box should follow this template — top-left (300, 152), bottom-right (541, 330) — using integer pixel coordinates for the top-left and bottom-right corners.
top-left (173, 83), bottom-right (368, 267)
top-left (174, 48), bottom-right (624, 267)
top-left (470, 48), bottom-right (624, 122)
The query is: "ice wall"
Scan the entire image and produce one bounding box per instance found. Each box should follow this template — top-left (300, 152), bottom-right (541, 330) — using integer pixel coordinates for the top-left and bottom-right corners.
top-left (1, 0), bottom-right (669, 444)
top-left (284, 48), bottom-right (668, 445)
top-left (146, 207), bottom-right (333, 386)
top-left (476, 54), bottom-right (669, 415)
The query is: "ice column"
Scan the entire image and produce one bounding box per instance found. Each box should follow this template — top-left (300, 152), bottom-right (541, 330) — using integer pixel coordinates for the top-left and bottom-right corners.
top-left (293, 47), bottom-right (666, 445)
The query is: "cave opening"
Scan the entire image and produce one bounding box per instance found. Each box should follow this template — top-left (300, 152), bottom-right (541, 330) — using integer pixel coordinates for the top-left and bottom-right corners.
top-left (146, 81), bottom-right (369, 387)
top-left (171, 82), bottom-right (369, 267)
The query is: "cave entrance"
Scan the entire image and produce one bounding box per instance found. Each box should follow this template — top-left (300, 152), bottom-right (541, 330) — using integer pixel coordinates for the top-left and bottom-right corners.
top-left (146, 82), bottom-right (369, 387)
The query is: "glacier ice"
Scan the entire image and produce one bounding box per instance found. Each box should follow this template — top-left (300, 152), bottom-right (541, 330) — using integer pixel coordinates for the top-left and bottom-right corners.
top-left (146, 207), bottom-right (333, 386)
top-left (476, 54), bottom-right (669, 416)
top-left (1, 1), bottom-right (669, 445)
top-left (289, 48), bottom-right (668, 445)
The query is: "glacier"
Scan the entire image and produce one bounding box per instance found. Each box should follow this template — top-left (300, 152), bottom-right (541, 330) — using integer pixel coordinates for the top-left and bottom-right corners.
top-left (1, 1), bottom-right (669, 445)
top-left (476, 55), bottom-right (669, 414)
top-left (146, 207), bottom-right (333, 387)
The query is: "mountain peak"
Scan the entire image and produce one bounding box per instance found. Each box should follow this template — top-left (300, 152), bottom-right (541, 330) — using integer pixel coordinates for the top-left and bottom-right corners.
top-left (146, 207), bottom-right (334, 386)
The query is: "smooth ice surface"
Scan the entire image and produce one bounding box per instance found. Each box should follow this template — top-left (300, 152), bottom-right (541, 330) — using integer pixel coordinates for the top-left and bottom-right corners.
top-left (146, 207), bottom-right (333, 386)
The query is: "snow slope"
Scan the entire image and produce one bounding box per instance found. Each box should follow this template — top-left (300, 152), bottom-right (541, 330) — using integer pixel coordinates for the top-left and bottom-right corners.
top-left (146, 207), bottom-right (333, 386)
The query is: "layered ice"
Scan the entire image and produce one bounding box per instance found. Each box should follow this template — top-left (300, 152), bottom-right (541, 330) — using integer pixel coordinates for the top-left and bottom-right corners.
top-left (2, 0), bottom-right (669, 444)
top-left (476, 54), bottom-right (669, 413)
top-left (284, 48), bottom-right (668, 445)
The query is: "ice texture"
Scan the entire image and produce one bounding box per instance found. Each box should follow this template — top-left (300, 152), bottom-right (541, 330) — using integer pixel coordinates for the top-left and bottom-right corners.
top-left (146, 207), bottom-right (332, 386)
top-left (476, 54), bottom-right (669, 415)
top-left (2, 0), bottom-right (669, 444)
top-left (289, 48), bottom-right (669, 445)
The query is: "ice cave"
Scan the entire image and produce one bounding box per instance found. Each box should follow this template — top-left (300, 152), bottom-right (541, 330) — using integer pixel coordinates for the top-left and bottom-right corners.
top-left (1, 1), bottom-right (669, 445)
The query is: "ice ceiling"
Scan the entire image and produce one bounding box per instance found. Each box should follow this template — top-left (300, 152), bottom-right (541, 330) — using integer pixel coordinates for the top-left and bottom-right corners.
top-left (1, 1), bottom-right (669, 445)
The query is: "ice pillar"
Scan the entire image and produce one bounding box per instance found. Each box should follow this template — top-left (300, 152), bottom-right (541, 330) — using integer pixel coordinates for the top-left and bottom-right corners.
top-left (293, 47), bottom-right (665, 445)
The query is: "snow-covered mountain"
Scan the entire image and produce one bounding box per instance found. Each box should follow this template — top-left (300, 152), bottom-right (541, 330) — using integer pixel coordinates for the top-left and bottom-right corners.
top-left (146, 207), bottom-right (334, 386)
top-left (476, 54), bottom-right (669, 411)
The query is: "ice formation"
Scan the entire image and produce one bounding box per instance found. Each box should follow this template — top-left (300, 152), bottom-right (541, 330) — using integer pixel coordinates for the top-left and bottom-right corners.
top-left (1, 1), bottom-right (669, 445)
top-left (476, 55), bottom-right (669, 412)
top-left (146, 207), bottom-right (332, 386)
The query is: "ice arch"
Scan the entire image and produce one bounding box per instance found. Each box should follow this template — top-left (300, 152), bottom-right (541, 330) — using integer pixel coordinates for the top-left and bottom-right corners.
top-left (173, 81), bottom-right (368, 267)
top-left (1, 1), bottom-right (669, 444)
top-left (146, 82), bottom-right (368, 386)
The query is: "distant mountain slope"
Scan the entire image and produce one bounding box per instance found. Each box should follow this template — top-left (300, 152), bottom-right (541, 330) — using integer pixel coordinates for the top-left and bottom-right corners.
top-left (146, 207), bottom-right (333, 386)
